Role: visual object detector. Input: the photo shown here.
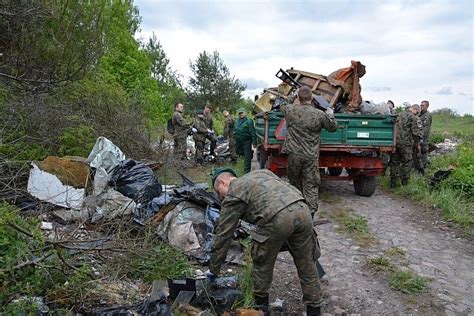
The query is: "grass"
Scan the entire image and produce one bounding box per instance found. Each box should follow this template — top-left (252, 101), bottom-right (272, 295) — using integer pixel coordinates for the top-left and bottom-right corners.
top-left (232, 247), bottom-right (255, 309)
top-left (325, 208), bottom-right (376, 247)
top-left (368, 253), bottom-right (430, 295)
top-left (389, 271), bottom-right (430, 294)
top-left (319, 187), bottom-right (343, 204)
top-left (431, 112), bottom-right (474, 142)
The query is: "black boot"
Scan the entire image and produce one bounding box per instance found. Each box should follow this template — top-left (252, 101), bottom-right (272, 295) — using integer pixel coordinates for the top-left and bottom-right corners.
top-left (401, 177), bottom-right (408, 186)
top-left (390, 177), bottom-right (397, 188)
top-left (418, 168), bottom-right (425, 175)
top-left (254, 294), bottom-right (269, 315)
top-left (306, 305), bottom-right (321, 316)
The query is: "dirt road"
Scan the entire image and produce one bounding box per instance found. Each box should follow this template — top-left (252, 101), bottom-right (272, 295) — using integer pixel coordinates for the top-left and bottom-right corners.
top-left (270, 180), bottom-right (474, 315)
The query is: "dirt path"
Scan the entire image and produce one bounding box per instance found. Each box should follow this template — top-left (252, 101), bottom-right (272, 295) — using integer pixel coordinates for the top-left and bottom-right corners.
top-left (269, 180), bottom-right (474, 316)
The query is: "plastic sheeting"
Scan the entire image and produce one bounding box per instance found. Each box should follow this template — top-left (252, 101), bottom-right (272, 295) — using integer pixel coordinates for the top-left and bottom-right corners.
top-left (86, 137), bottom-right (126, 195)
top-left (360, 100), bottom-right (391, 115)
top-left (27, 162), bottom-right (85, 210)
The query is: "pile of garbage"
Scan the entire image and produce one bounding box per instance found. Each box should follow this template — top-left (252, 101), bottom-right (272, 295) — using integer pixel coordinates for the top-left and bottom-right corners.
top-left (22, 136), bottom-right (260, 314)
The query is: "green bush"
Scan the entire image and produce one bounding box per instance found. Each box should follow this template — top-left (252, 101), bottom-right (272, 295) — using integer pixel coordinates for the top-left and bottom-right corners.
top-left (58, 125), bottom-right (96, 157)
top-left (129, 243), bottom-right (192, 282)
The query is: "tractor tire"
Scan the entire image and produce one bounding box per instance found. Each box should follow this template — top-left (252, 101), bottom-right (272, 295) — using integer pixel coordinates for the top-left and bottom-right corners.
top-left (328, 167), bottom-right (343, 176)
top-left (353, 175), bottom-right (376, 197)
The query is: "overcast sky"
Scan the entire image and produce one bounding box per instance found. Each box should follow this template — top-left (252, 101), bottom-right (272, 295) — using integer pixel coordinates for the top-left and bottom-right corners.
top-left (135, 0), bottom-right (473, 114)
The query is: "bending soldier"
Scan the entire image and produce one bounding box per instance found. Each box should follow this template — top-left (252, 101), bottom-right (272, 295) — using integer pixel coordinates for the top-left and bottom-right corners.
top-left (209, 168), bottom-right (322, 316)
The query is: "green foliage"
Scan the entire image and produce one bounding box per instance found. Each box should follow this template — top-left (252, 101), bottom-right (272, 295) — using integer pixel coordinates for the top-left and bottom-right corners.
top-left (389, 271), bottom-right (430, 294)
top-left (187, 51), bottom-right (246, 113)
top-left (327, 209), bottom-right (375, 247)
top-left (233, 247), bottom-right (255, 309)
top-left (0, 203), bottom-right (95, 312)
top-left (368, 256), bottom-right (394, 272)
top-left (58, 125), bottom-right (95, 157)
top-left (129, 243), bottom-right (192, 282)
top-left (431, 112), bottom-right (474, 142)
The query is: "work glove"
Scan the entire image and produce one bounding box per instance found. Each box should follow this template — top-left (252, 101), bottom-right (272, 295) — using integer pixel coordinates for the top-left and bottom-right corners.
top-left (207, 129), bottom-right (214, 134)
top-left (205, 270), bottom-right (217, 286)
top-left (191, 127), bottom-right (197, 134)
top-left (325, 107), bottom-right (335, 118)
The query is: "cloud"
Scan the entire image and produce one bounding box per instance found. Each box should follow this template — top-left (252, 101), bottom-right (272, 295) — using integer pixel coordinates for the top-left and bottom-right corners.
top-left (241, 78), bottom-right (269, 90)
top-left (366, 86), bottom-right (392, 92)
top-left (436, 87), bottom-right (454, 95)
top-left (134, 0), bottom-right (474, 114)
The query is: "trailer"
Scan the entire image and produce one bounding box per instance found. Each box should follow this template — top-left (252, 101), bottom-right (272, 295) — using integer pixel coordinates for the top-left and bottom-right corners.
top-left (255, 111), bottom-right (396, 197)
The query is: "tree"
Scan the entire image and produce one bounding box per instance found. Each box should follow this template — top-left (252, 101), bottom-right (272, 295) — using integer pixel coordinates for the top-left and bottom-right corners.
top-left (187, 51), bottom-right (245, 113)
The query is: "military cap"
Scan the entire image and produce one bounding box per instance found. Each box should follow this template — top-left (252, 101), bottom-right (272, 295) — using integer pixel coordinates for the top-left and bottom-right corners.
top-left (237, 108), bottom-right (246, 113)
top-left (211, 167), bottom-right (237, 187)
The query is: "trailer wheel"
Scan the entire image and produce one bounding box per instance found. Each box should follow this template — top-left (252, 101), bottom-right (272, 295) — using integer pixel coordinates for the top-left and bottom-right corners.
top-left (353, 176), bottom-right (376, 197)
top-left (328, 167), bottom-right (343, 176)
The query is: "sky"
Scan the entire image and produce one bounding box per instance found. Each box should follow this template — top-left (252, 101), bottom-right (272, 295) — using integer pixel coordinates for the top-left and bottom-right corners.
top-left (135, 0), bottom-right (474, 114)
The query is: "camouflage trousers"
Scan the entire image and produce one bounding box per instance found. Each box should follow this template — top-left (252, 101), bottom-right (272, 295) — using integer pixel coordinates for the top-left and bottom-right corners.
top-left (251, 201), bottom-right (322, 307)
top-left (287, 154), bottom-right (320, 214)
top-left (228, 136), bottom-right (237, 160)
top-left (414, 144), bottom-right (429, 170)
top-left (390, 143), bottom-right (413, 179)
top-left (173, 135), bottom-right (187, 160)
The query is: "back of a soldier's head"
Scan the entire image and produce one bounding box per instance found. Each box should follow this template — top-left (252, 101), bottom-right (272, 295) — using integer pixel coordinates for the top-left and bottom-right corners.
top-left (411, 104), bottom-right (420, 114)
top-left (297, 86), bottom-right (313, 102)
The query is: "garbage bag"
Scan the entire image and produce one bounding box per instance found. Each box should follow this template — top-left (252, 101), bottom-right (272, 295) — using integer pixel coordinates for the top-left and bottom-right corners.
top-left (361, 100), bottom-right (391, 115)
top-left (108, 160), bottom-right (162, 204)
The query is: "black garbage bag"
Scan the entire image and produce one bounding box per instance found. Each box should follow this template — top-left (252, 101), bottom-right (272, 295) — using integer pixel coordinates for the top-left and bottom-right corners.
top-left (108, 159), bottom-right (162, 204)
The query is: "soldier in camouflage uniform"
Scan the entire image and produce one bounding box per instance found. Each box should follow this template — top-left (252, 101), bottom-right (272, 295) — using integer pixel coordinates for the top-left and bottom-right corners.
top-left (390, 104), bottom-right (422, 187)
top-left (171, 103), bottom-right (191, 160)
top-left (192, 109), bottom-right (209, 164)
top-left (281, 86), bottom-right (337, 218)
top-left (414, 100), bottom-right (432, 173)
top-left (223, 110), bottom-right (237, 161)
top-left (203, 105), bottom-right (217, 156)
top-left (209, 168), bottom-right (322, 316)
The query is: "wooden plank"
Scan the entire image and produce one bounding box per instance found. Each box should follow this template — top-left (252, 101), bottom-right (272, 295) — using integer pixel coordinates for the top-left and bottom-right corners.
top-left (312, 79), bottom-right (321, 91)
top-left (329, 87), bottom-right (343, 106)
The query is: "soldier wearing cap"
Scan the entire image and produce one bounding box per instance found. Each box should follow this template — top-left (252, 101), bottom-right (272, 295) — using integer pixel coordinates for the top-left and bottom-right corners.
top-left (209, 167), bottom-right (322, 316)
top-left (234, 108), bottom-right (257, 173)
top-left (171, 103), bottom-right (192, 160)
top-left (223, 109), bottom-right (237, 162)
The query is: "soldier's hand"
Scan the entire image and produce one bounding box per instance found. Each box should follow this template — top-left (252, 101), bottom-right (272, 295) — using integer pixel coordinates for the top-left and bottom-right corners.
top-left (191, 127), bottom-right (197, 134)
top-left (325, 107), bottom-right (335, 118)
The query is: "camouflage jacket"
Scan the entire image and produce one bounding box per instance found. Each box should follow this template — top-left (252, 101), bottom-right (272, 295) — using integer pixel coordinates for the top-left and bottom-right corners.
top-left (396, 109), bottom-right (422, 146)
top-left (209, 169), bottom-right (305, 274)
top-left (223, 116), bottom-right (235, 139)
top-left (234, 117), bottom-right (257, 145)
top-left (419, 110), bottom-right (432, 142)
top-left (203, 113), bottom-right (214, 130)
top-left (281, 101), bottom-right (337, 158)
top-left (192, 114), bottom-right (209, 142)
top-left (172, 111), bottom-right (190, 138)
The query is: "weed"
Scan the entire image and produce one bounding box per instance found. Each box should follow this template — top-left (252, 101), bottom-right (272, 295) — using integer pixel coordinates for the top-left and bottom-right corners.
top-left (319, 188), bottom-right (342, 203)
top-left (384, 247), bottom-right (406, 258)
top-left (328, 209), bottom-right (375, 247)
top-left (368, 256), bottom-right (394, 272)
top-left (389, 270), bottom-right (430, 294)
top-left (233, 247), bottom-right (255, 309)
top-left (129, 243), bottom-right (192, 281)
